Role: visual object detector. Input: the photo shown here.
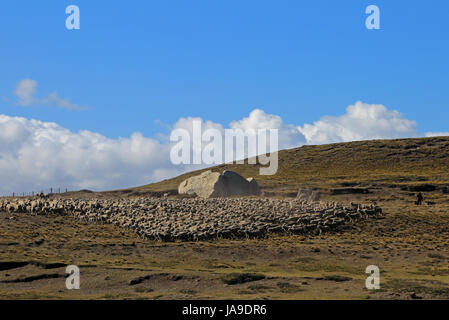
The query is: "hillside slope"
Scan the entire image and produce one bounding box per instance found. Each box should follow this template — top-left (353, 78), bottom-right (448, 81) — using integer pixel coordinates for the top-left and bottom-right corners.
top-left (124, 136), bottom-right (449, 196)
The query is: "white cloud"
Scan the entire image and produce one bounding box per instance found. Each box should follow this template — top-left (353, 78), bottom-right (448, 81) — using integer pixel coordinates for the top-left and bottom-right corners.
top-left (298, 101), bottom-right (419, 145)
top-left (0, 114), bottom-right (181, 194)
top-left (172, 116), bottom-right (225, 136)
top-left (0, 109), bottom-right (302, 194)
top-left (13, 78), bottom-right (87, 110)
top-left (230, 109), bottom-right (306, 150)
top-left (169, 110), bottom-right (305, 166)
top-left (425, 132), bottom-right (449, 137)
top-left (14, 79), bottom-right (37, 106)
top-left (42, 91), bottom-right (88, 111)
top-left (0, 101), bottom-right (445, 194)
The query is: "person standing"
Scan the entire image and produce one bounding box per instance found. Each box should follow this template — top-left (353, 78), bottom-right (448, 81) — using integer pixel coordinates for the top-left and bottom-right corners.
top-left (416, 192), bottom-right (423, 205)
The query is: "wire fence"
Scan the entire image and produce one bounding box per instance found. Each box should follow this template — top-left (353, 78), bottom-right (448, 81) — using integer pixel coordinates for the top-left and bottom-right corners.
top-left (1, 188), bottom-right (72, 198)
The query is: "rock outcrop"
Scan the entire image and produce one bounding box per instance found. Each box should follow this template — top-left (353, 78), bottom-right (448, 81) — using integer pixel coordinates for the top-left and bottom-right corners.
top-left (178, 170), bottom-right (261, 198)
top-left (246, 177), bottom-right (261, 196)
top-left (178, 170), bottom-right (222, 198)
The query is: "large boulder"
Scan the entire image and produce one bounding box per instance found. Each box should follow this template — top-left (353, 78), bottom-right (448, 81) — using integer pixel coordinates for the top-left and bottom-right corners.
top-left (178, 170), bottom-right (222, 198)
top-left (246, 177), bottom-right (261, 196)
top-left (178, 170), bottom-right (261, 198)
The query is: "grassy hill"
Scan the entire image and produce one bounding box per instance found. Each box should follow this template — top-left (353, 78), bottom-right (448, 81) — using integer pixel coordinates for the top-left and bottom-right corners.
top-left (4, 136), bottom-right (449, 299)
top-left (123, 136), bottom-right (449, 196)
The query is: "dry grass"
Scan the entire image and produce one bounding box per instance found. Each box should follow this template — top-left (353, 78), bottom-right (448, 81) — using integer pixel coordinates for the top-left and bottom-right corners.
top-left (119, 136), bottom-right (449, 197)
top-left (1, 136), bottom-right (449, 299)
top-left (1, 190), bottom-right (449, 299)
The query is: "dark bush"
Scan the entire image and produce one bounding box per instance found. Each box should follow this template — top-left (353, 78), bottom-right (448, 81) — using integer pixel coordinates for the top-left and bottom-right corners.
top-left (408, 184), bottom-right (436, 192)
top-left (331, 188), bottom-right (370, 195)
top-left (221, 273), bottom-right (266, 285)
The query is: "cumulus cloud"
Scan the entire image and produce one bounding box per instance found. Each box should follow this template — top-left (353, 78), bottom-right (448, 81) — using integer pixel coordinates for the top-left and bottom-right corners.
top-left (169, 110), bottom-right (305, 166)
top-left (169, 116), bottom-right (225, 168)
top-left (0, 109), bottom-right (302, 194)
top-left (298, 101), bottom-right (419, 145)
top-left (230, 109), bottom-right (306, 150)
top-left (0, 114), bottom-right (182, 194)
top-left (172, 116), bottom-right (225, 136)
top-left (0, 101), bottom-right (444, 194)
top-left (13, 78), bottom-right (87, 110)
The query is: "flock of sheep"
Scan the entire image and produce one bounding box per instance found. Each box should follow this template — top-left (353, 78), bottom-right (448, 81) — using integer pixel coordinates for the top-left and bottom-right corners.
top-left (0, 197), bottom-right (383, 241)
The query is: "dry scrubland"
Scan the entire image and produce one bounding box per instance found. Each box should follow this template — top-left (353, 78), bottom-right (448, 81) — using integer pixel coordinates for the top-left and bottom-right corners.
top-left (131, 136), bottom-right (449, 196)
top-left (1, 136), bottom-right (449, 299)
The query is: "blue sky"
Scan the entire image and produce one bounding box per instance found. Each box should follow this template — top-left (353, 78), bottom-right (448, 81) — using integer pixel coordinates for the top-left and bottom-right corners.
top-left (1, 0), bottom-right (448, 138)
top-left (1, 1), bottom-right (449, 193)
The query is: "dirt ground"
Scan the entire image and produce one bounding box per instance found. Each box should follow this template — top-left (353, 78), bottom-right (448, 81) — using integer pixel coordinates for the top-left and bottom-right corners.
top-left (0, 188), bottom-right (449, 300)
